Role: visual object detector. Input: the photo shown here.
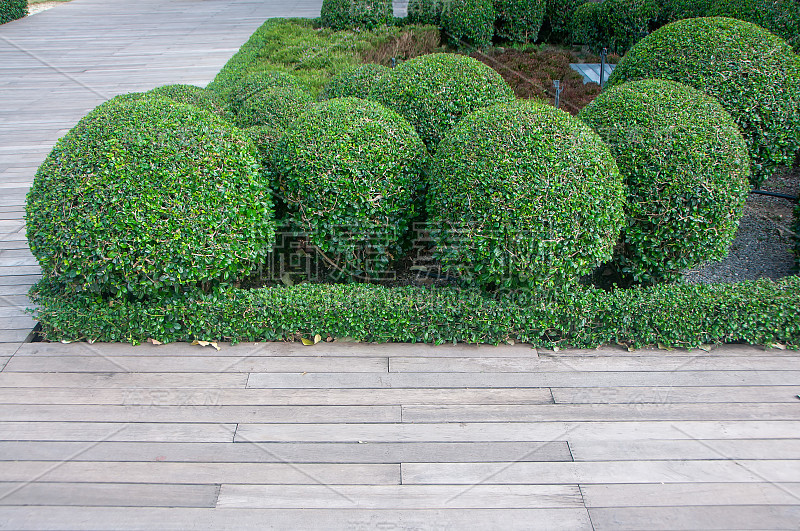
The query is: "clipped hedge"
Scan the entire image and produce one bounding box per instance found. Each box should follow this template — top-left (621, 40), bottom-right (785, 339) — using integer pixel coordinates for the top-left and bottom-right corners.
top-left (407, 0), bottom-right (443, 25)
top-left (494, 0), bottom-right (547, 42)
top-left (600, 0), bottom-right (661, 53)
top-left (25, 97), bottom-right (276, 298)
top-left (657, 0), bottom-right (713, 23)
top-left (370, 53), bottom-right (515, 150)
top-left (440, 0), bottom-right (496, 48)
top-left (29, 276), bottom-right (800, 349)
top-left (319, 63), bottom-right (390, 100)
top-left (570, 1), bottom-right (605, 48)
top-left (544, 0), bottom-right (585, 40)
top-left (579, 79), bottom-right (751, 284)
top-left (320, 0), bottom-right (393, 30)
top-left (708, 0), bottom-right (800, 50)
top-left (428, 100), bottom-right (625, 290)
top-left (607, 17), bottom-right (800, 188)
top-left (271, 97), bottom-right (427, 280)
top-left (0, 0), bottom-right (26, 24)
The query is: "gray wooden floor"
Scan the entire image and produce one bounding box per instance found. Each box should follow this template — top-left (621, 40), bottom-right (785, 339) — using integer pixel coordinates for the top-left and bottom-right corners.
top-left (2, 1), bottom-right (800, 529)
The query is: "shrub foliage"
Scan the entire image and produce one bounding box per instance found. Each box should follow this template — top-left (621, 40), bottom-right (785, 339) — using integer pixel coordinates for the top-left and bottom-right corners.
top-left (0, 0), bottom-right (26, 24)
top-left (428, 100), bottom-right (625, 290)
top-left (320, 0), bottom-right (393, 30)
top-left (607, 17), bottom-right (800, 187)
top-left (494, 0), bottom-right (547, 42)
top-left (580, 79), bottom-right (751, 284)
top-left (320, 63), bottom-right (390, 100)
top-left (440, 0), bottom-right (496, 48)
top-left (407, 0), bottom-right (444, 25)
top-left (25, 98), bottom-right (276, 298)
top-left (708, 0), bottom-right (800, 51)
top-left (370, 53), bottom-right (515, 150)
top-left (271, 97), bottom-right (428, 280)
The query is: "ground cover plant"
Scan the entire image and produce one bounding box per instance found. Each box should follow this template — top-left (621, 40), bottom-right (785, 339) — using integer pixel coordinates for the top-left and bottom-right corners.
top-left (25, 17), bottom-right (800, 348)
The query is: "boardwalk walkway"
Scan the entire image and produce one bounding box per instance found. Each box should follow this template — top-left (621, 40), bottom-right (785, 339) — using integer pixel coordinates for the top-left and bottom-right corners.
top-left (1, 1), bottom-right (799, 529)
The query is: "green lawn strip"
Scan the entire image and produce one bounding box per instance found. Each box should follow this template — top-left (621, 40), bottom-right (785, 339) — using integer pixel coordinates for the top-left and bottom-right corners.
top-left (29, 277), bottom-right (800, 349)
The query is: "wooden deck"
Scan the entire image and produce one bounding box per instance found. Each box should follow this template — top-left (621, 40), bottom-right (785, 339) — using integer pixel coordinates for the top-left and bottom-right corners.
top-left (2, 1), bottom-right (799, 529)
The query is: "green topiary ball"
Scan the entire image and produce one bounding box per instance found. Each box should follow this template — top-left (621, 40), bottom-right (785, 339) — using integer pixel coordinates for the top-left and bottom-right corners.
top-left (271, 97), bottom-right (428, 280)
top-left (427, 100), bottom-right (625, 290)
top-left (569, 1), bottom-right (606, 48)
top-left (320, 64), bottom-right (391, 100)
top-left (607, 17), bottom-right (800, 187)
top-left (117, 84), bottom-right (226, 118)
top-left (0, 0), bottom-right (26, 24)
top-left (708, 0), bottom-right (800, 51)
top-left (494, 0), bottom-right (547, 42)
top-left (407, 0), bottom-right (444, 25)
top-left (320, 0), bottom-right (393, 30)
top-left (26, 97), bottom-right (276, 298)
top-left (579, 79), bottom-right (751, 284)
top-left (370, 53), bottom-right (515, 150)
top-left (212, 71), bottom-right (309, 128)
top-left (440, 0), bottom-right (496, 48)
top-left (600, 0), bottom-right (661, 54)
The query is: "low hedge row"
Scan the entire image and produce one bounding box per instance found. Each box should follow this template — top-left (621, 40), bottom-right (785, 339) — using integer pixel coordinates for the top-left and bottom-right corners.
top-left (0, 0), bottom-right (26, 25)
top-left (29, 277), bottom-right (800, 348)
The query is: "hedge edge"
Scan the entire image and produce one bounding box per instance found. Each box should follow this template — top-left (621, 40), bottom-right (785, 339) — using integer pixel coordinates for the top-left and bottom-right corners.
top-left (29, 277), bottom-right (800, 349)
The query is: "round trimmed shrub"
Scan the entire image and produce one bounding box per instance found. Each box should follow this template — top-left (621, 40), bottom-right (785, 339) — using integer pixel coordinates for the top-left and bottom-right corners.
top-left (427, 100), bottom-right (625, 290)
top-left (118, 84), bottom-right (226, 118)
top-left (271, 97), bottom-right (428, 280)
top-left (607, 17), bottom-right (800, 187)
top-left (0, 0), bottom-right (26, 24)
top-left (26, 97), bottom-right (276, 298)
top-left (579, 79), bottom-right (751, 284)
top-left (569, 1), bottom-right (606, 48)
top-left (708, 0), bottom-right (800, 50)
top-left (320, 0), bottom-right (393, 30)
top-left (494, 0), bottom-right (547, 42)
top-left (320, 64), bottom-right (390, 100)
top-left (407, 0), bottom-right (443, 25)
top-left (600, 0), bottom-right (661, 53)
top-left (233, 83), bottom-right (313, 130)
top-left (370, 53), bottom-right (515, 150)
top-left (440, 0), bottom-right (496, 48)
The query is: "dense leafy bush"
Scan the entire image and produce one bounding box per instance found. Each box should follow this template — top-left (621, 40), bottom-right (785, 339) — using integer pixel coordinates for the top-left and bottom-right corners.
top-left (607, 17), bottom-right (800, 187)
top-left (271, 97), bottom-right (427, 279)
top-left (320, 0), bottom-right (393, 30)
top-left (407, 0), bottom-right (443, 25)
top-left (544, 0), bottom-right (585, 40)
top-left (440, 0), bottom-right (496, 48)
top-left (708, 0), bottom-right (800, 50)
top-left (320, 63), bottom-right (390, 100)
top-left (25, 98), bottom-right (276, 298)
top-left (580, 79), bottom-right (751, 284)
top-left (118, 84), bottom-right (226, 118)
top-left (600, 0), bottom-right (661, 53)
top-left (657, 0), bottom-right (712, 23)
top-left (428, 100), bottom-right (625, 290)
top-left (210, 71), bottom-right (306, 123)
top-left (795, 197), bottom-right (800, 270)
top-left (0, 0), bottom-right (26, 24)
top-left (29, 277), bottom-right (800, 348)
top-left (569, 1), bottom-right (605, 48)
top-left (494, 0), bottom-right (547, 42)
top-left (370, 53), bottom-right (515, 150)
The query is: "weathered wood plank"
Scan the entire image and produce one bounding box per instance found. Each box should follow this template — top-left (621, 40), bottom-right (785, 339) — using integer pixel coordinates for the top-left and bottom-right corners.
top-left (3, 355), bottom-right (390, 373)
top-left (390, 356), bottom-right (800, 372)
top-left (14, 341), bottom-right (539, 358)
top-left (569, 439), bottom-right (800, 461)
top-left (552, 385), bottom-right (800, 404)
top-left (217, 484), bottom-right (583, 509)
top-left (247, 371), bottom-right (800, 388)
top-left (0, 329), bottom-right (30, 343)
top-left (0, 404), bottom-right (401, 423)
top-left (581, 482), bottom-right (800, 507)
top-left (0, 507), bottom-right (594, 531)
top-left (0, 372), bottom-right (249, 388)
top-left (236, 421), bottom-right (800, 442)
top-left (0, 387), bottom-right (555, 406)
top-left (0, 422), bottom-right (236, 442)
top-left (588, 506), bottom-right (800, 530)
top-left (0, 441), bottom-right (573, 464)
top-left (0, 482), bottom-right (219, 507)
top-left (0, 462), bottom-right (400, 485)
top-left (401, 460), bottom-right (800, 485)
top-left (400, 403), bottom-right (800, 422)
